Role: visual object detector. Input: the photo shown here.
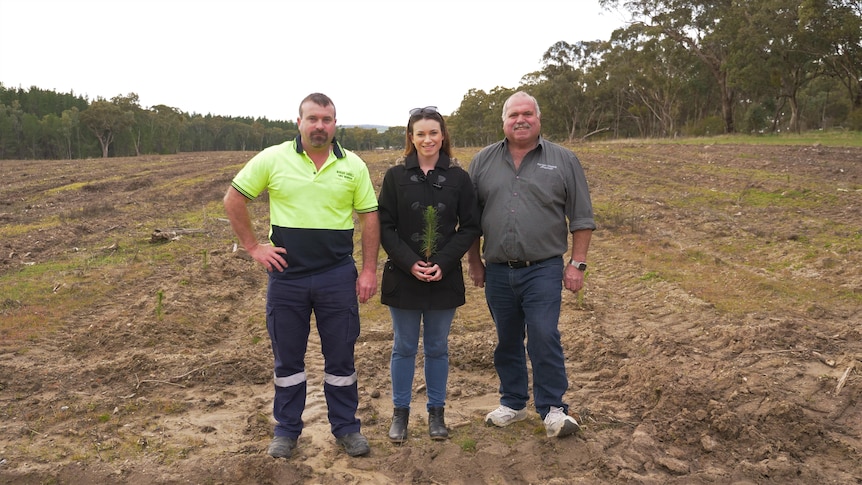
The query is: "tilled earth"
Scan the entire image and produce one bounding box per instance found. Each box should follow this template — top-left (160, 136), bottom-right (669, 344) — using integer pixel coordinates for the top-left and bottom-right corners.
top-left (0, 142), bottom-right (860, 484)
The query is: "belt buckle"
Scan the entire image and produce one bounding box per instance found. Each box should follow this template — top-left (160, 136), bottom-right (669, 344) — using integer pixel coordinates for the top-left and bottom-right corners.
top-left (507, 260), bottom-right (528, 269)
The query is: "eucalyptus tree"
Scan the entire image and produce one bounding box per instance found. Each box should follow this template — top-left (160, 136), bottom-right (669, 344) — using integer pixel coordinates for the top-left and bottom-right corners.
top-left (206, 116), bottom-right (228, 151)
top-left (79, 99), bottom-right (134, 158)
top-left (799, 75), bottom-right (853, 129)
top-left (382, 126), bottom-right (407, 150)
top-left (39, 113), bottom-right (66, 159)
top-left (250, 121), bottom-right (266, 152)
top-left (600, 0), bottom-right (744, 133)
top-left (149, 104), bottom-right (185, 154)
top-left (59, 107), bottom-right (80, 159)
top-left (184, 115), bottom-right (209, 152)
top-left (20, 112), bottom-right (40, 159)
top-left (599, 24), bottom-right (702, 137)
top-left (103, 93), bottom-right (146, 156)
top-left (337, 126), bottom-right (377, 151)
top-left (526, 40), bottom-right (610, 142)
top-left (0, 101), bottom-right (24, 158)
top-left (222, 121), bottom-right (253, 151)
top-left (727, 0), bottom-right (829, 133)
top-left (449, 89), bottom-right (491, 147)
top-left (263, 125), bottom-right (293, 149)
top-left (803, 0), bottom-right (862, 111)
top-left (449, 87), bottom-right (512, 147)
top-left (577, 40), bottom-right (623, 140)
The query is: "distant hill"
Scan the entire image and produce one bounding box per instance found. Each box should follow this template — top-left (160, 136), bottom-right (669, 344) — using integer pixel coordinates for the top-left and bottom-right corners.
top-left (342, 124), bottom-right (390, 133)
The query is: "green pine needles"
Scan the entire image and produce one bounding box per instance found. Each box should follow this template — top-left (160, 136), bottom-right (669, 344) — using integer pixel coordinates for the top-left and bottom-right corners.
top-left (421, 205), bottom-right (440, 260)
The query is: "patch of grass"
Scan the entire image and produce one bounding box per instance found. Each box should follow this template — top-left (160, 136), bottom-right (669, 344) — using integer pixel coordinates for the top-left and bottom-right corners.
top-left (0, 218), bottom-right (63, 238)
top-left (0, 264), bottom-right (108, 339)
top-left (621, 130), bottom-right (862, 147)
top-left (155, 290), bottom-right (164, 320)
top-left (738, 187), bottom-right (823, 208)
top-left (639, 271), bottom-right (662, 281)
top-left (0, 241), bottom-right (166, 341)
top-left (161, 399), bottom-right (191, 414)
top-left (456, 437), bottom-right (477, 452)
top-left (683, 249), bottom-right (711, 263)
top-left (594, 201), bottom-right (645, 233)
top-left (44, 181), bottom-right (90, 194)
top-left (622, 231), bottom-right (852, 315)
top-left (61, 202), bottom-right (117, 220)
top-left (671, 187), bottom-right (736, 209)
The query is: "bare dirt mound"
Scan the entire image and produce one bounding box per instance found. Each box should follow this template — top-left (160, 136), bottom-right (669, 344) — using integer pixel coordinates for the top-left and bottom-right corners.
top-left (1, 143), bottom-right (860, 484)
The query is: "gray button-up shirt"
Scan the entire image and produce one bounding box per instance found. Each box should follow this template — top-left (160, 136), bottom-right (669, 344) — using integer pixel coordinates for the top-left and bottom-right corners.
top-left (468, 137), bottom-right (595, 264)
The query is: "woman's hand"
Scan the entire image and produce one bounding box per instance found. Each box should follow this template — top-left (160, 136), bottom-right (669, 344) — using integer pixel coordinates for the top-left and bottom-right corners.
top-left (413, 260), bottom-right (442, 282)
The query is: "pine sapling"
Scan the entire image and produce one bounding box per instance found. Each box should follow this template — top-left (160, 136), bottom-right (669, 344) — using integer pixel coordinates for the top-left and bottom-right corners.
top-left (421, 205), bottom-right (440, 260)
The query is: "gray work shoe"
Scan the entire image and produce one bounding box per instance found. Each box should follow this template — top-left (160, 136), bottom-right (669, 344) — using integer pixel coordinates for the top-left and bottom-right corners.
top-left (336, 432), bottom-right (371, 456)
top-left (267, 435), bottom-right (297, 458)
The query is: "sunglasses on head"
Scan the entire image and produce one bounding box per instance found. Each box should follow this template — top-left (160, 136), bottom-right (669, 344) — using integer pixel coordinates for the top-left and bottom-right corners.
top-left (409, 106), bottom-right (439, 116)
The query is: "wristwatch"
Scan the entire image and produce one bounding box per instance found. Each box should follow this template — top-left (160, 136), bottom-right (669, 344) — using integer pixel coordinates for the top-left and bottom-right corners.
top-left (569, 259), bottom-right (587, 271)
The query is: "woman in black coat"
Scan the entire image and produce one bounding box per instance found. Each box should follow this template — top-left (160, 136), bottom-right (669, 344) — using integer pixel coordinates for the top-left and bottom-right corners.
top-left (378, 106), bottom-right (481, 443)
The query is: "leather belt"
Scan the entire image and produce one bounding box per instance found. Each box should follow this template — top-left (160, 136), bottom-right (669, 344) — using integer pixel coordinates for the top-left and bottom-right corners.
top-left (504, 257), bottom-right (553, 269)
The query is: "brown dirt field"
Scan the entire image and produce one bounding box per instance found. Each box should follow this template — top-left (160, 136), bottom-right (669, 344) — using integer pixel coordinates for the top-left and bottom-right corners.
top-left (0, 142), bottom-right (860, 484)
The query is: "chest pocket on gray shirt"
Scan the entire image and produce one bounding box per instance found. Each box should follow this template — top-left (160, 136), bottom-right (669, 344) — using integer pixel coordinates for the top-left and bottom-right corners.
top-left (524, 165), bottom-right (565, 206)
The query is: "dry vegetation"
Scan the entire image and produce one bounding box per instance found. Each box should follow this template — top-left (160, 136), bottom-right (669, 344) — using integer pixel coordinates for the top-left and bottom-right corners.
top-left (0, 141), bottom-right (860, 484)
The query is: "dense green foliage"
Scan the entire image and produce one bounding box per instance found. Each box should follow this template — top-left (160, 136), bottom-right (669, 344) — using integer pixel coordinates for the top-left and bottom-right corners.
top-left (1, 0), bottom-right (859, 159)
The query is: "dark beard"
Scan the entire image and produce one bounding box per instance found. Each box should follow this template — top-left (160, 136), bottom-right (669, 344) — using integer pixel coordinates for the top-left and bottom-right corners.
top-left (307, 131), bottom-right (329, 148)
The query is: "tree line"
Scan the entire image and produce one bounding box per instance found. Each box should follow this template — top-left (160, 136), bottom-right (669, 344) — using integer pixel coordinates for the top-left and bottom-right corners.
top-left (1, 0), bottom-right (859, 160)
top-left (451, 0), bottom-right (861, 146)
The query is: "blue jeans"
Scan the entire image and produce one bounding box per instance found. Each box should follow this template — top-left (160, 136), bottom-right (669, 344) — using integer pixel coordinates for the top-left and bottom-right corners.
top-left (484, 257), bottom-right (568, 418)
top-left (389, 306), bottom-right (455, 410)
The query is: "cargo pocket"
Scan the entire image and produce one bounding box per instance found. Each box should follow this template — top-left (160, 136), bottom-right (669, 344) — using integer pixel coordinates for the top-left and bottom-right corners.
top-left (346, 304), bottom-right (360, 342)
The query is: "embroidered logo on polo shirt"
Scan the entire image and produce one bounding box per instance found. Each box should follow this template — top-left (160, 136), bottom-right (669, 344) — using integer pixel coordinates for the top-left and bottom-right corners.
top-left (336, 170), bottom-right (355, 181)
top-left (537, 163), bottom-right (558, 171)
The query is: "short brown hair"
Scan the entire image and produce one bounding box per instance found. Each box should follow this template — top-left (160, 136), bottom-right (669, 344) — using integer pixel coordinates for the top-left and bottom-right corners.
top-left (299, 93), bottom-right (335, 118)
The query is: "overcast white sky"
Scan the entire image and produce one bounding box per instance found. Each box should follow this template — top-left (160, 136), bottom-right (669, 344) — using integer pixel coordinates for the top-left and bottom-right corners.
top-left (0, 0), bottom-right (626, 127)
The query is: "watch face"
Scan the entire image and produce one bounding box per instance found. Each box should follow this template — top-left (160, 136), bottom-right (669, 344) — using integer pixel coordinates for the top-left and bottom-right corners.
top-left (576, 263), bottom-right (587, 270)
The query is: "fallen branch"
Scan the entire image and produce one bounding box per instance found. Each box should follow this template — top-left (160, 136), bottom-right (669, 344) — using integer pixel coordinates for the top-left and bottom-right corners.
top-left (134, 361), bottom-right (231, 390)
top-left (750, 349), bottom-right (803, 355)
top-left (26, 427), bottom-right (47, 437)
top-left (150, 227), bottom-right (208, 243)
top-left (171, 360), bottom-right (231, 380)
top-left (449, 420), bottom-right (471, 429)
top-left (606, 415), bottom-right (638, 427)
top-left (580, 127), bottom-right (610, 141)
top-left (135, 379), bottom-right (186, 390)
top-left (835, 364), bottom-right (854, 396)
top-left (811, 351), bottom-right (836, 367)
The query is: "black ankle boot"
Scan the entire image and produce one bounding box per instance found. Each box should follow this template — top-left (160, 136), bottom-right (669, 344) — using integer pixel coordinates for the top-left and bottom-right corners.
top-left (389, 407), bottom-right (409, 443)
top-left (428, 406), bottom-right (448, 440)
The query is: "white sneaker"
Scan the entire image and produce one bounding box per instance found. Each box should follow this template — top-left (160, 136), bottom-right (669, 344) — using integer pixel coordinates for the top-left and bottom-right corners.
top-left (485, 405), bottom-right (528, 427)
top-left (543, 407), bottom-right (580, 438)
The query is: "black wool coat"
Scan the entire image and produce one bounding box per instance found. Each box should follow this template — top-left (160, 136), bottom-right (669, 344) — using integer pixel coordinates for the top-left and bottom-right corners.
top-left (378, 153), bottom-right (481, 310)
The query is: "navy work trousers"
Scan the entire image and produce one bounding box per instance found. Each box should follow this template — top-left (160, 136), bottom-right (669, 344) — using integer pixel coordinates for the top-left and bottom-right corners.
top-left (266, 262), bottom-right (361, 439)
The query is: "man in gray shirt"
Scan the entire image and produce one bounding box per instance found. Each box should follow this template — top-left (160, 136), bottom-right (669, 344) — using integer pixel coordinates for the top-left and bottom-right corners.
top-left (467, 91), bottom-right (595, 438)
